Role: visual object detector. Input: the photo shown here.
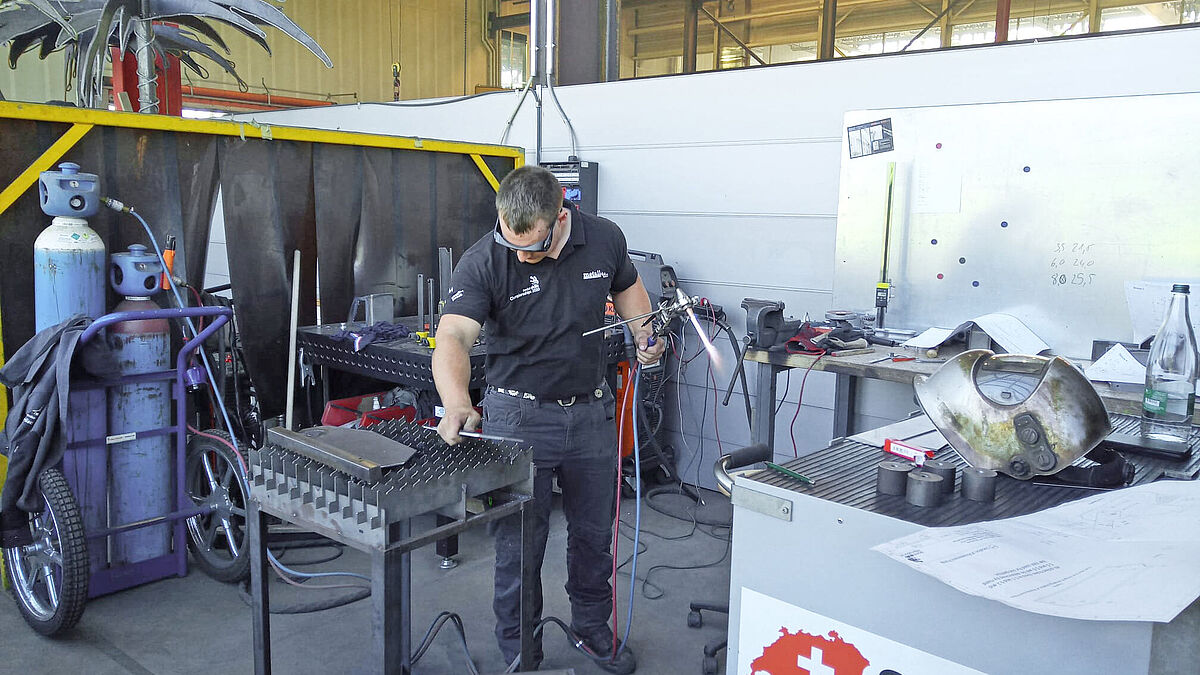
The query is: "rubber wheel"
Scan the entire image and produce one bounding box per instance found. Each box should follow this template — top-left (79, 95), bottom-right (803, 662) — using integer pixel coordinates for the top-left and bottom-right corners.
top-left (185, 429), bottom-right (250, 583)
top-left (687, 610), bottom-right (703, 628)
top-left (3, 467), bottom-right (89, 636)
top-left (702, 655), bottom-right (719, 675)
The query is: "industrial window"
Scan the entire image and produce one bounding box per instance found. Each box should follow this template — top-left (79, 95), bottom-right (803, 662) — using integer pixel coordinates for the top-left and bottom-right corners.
top-left (500, 30), bottom-right (528, 89)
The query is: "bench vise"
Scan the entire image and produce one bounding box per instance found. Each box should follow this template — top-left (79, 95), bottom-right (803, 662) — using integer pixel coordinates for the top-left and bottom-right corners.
top-left (741, 298), bottom-right (803, 350)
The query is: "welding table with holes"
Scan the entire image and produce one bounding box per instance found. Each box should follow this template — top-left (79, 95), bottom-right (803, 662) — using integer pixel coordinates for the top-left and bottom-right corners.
top-left (246, 420), bottom-right (537, 675)
top-left (724, 413), bottom-right (1200, 675)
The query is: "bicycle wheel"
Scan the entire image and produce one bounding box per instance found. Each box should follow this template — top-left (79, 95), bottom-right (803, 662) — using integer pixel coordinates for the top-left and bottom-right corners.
top-left (185, 429), bottom-right (250, 583)
top-left (3, 467), bottom-right (89, 636)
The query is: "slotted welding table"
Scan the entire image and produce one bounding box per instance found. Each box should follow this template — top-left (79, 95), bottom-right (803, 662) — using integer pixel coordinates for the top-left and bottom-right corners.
top-left (725, 413), bottom-right (1200, 675)
top-left (246, 420), bottom-right (537, 675)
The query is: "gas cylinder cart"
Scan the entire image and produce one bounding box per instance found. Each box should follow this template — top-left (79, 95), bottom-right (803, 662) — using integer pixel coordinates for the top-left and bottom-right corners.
top-left (2, 304), bottom-right (232, 636)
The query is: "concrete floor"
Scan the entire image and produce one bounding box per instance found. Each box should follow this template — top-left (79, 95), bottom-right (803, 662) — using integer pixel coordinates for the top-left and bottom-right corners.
top-left (1, 487), bottom-right (734, 675)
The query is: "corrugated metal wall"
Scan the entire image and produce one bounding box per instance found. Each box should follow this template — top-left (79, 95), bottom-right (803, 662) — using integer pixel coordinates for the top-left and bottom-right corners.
top-left (0, 1), bottom-right (494, 107)
top-left (204, 0), bottom-right (490, 104)
top-left (204, 0), bottom-right (394, 103)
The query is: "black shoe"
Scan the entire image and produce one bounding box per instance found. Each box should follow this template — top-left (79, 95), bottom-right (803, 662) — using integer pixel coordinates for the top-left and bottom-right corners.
top-left (579, 632), bottom-right (637, 675)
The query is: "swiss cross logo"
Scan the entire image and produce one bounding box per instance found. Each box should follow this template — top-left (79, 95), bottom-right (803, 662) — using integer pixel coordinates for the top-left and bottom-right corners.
top-left (751, 628), bottom-right (871, 675)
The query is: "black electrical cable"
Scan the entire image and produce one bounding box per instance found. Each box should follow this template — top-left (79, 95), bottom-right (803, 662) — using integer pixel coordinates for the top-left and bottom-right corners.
top-left (644, 486), bottom-right (732, 528)
top-left (237, 583), bottom-right (370, 615)
top-left (775, 362), bottom-right (793, 415)
top-left (270, 544), bottom-right (345, 567)
top-left (410, 612), bottom-right (481, 675)
top-left (630, 531), bottom-right (732, 601)
top-left (502, 615), bottom-right (621, 673)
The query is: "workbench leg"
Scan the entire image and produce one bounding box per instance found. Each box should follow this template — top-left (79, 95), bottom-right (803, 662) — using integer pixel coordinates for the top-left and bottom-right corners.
top-left (320, 365), bottom-right (330, 411)
top-left (435, 515), bottom-right (459, 567)
top-left (249, 501), bottom-right (271, 675)
top-left (372, 520), bottom-right (411, 674)
top-left (752, 363), bottom-right (779, 450)
top-left (519, 501), bottom-right (537, 671)
top-left (832, 373), bottom-right (857, 439)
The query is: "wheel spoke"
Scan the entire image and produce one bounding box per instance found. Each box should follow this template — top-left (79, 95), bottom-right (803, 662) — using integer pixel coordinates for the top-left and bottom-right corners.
top-left (201, 520), bottom-right (220, 549)
top-left (42, 566), bottom-right (59, 607)
top-left (229, 506), bottom-right (247, 517)
top-left (220, 518), bottom-right (239, 555)
top-left (220, 463), bottom-right (235, 490)
top-left (201, 454), bottom-right (220, 491)
top-left (186, 516), bottom-right (205, 542)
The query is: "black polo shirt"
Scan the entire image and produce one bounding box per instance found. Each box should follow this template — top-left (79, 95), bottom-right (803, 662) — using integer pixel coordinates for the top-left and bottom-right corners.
top-left (443, 201), bottom-right (638, 399)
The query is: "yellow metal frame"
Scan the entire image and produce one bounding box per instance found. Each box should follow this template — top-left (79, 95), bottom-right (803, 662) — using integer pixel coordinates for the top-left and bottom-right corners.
top-left (0, 101), bottom-right (523, 162)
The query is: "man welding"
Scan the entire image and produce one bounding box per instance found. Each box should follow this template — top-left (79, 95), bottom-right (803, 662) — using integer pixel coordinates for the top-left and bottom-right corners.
top-left (433, 165), bottom-right (663, 673)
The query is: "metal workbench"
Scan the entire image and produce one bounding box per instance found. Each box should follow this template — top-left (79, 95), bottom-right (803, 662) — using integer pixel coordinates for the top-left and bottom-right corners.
top-left (246, 420), bottom-right (538, 675)
top-left (725, 413), bottom-right (1200, 675)
top-left (744, 345), bottom-right (1167, 446)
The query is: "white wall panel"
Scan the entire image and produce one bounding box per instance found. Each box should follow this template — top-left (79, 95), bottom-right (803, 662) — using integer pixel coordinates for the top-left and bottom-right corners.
top-left (240, 27), bottom-right (1200, 481)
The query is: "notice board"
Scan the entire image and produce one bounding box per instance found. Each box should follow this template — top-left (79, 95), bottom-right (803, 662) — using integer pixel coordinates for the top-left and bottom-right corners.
top-left (831, 93), bottom-right (1200, 359)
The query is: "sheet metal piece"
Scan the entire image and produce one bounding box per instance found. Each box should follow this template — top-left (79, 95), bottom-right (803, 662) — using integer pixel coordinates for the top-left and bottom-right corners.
top-left (914, 350), bottom-right (1112, 479)
top-left (266, 426), bottom-right (417, 483)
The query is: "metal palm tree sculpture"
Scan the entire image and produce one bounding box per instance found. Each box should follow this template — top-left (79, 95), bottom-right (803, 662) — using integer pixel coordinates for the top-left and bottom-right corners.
top-left (0, 0), bottom-right (331, 110)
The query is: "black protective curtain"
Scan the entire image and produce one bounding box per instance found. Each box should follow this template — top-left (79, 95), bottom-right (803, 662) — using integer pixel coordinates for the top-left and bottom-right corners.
top-left (1, 118), bottom-right (513, 419)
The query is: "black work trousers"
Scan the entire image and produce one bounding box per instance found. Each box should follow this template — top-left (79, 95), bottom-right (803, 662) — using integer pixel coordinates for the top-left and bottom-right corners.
top-left (483, 386), bottom-right (618, 663)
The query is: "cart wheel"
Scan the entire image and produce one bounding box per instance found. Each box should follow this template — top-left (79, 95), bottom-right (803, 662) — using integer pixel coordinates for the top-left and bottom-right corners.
top-left (687, 610), bottom-right (703, 628)
top-left (702, 655), bottom-right (719, 675)
top-left (185, 430), bottom-right (250, 583)
top-left (3, 468), bottom-right (89, 636)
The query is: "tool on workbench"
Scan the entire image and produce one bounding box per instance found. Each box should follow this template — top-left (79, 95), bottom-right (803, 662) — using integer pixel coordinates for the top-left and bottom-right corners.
top-left (438, 247), bottom-right (454, 306)
top-left (869, 352), bottom-right (915, 364)
top-left (421, 425), bottom-right (525, 444)
top-left (417, 273), bottom-right (426, 330)
top-left (764, 461), bottom-right (816, 485)
top-left (427, 277), bottom-right (437, 332)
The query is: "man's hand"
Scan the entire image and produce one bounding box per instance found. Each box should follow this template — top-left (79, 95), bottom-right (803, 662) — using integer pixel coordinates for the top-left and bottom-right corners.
top-left (437, 405), bottom-right (482, 446)
top-left (635, 331), bottom-right (667, 365)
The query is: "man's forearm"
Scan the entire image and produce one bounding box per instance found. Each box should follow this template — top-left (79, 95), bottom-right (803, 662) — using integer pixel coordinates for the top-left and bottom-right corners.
top-left (432, 339), bottom-right (474, 410)
top-left (612, 278), bottom-right (654, 340)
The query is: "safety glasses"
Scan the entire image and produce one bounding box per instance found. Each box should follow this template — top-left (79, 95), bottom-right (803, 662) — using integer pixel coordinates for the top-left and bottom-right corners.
top-left (492, 218), bottom-right (555, 252)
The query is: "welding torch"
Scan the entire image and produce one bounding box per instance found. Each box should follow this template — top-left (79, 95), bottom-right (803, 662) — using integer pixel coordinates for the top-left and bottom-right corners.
top-left (582, 288), bottom-right (699, 342)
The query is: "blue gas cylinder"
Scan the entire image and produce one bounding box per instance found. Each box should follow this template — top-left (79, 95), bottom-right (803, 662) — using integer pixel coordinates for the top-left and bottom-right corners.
top-left (33, 163), bottom-right (105, 331)
top-left (33, 162), bottom-right (108, 575)
top-left (107, 246), bottom-right (172, 565)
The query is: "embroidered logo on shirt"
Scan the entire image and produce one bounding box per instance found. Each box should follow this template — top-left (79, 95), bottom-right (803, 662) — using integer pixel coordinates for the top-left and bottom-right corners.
top-left (583, 270), bottom-right (610, 280)
top-left (509, 275), bottom-right (541, 302)
top-left (450, 289), bottom-right (464, 302)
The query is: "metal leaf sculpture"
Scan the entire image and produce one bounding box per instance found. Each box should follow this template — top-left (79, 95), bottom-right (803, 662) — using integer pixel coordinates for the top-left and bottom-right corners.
top-left (0, 0), bottom-right (332, 108)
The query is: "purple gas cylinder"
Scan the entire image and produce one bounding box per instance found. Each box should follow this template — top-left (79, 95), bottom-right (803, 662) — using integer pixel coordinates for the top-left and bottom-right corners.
top-left (33, 162), bottom-right (108, 573)
top-left (107, 244), bottom-right (171, 565)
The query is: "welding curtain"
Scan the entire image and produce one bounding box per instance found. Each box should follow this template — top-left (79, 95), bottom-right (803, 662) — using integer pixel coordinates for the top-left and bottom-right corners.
top-left (0, 120), bottom-right (513, 418)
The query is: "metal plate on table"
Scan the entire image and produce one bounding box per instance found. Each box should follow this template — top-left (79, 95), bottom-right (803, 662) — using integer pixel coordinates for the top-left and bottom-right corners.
top-left (267, 426), bottom-right (417, 483)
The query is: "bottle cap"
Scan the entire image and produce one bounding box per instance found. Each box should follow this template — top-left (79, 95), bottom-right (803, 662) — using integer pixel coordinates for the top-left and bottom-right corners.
top-left (1172, 284), bottom-right (1189, 294)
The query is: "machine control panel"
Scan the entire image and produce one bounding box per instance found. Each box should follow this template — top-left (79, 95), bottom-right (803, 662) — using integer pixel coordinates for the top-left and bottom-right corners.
top-left (541, 159), bottom-right (598, 215)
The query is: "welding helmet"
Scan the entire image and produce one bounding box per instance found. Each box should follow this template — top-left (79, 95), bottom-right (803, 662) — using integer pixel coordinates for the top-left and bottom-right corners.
top-left (914, 350), bottom-right (1114, 481)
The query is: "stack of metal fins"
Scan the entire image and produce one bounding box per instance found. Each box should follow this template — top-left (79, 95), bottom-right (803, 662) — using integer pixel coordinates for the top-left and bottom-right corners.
top-left (249, 420), bottom-right (533, 549)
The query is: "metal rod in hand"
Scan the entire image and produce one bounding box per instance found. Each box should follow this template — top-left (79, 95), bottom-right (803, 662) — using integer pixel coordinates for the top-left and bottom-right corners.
top-left (422, 426), bottom-right (525, 444)
top-left (581, 310), bottom-right (656, 337)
